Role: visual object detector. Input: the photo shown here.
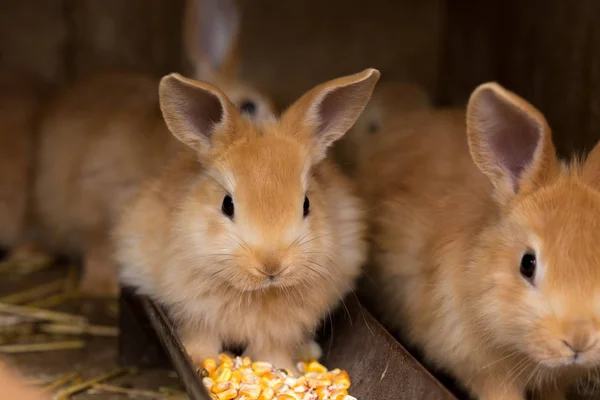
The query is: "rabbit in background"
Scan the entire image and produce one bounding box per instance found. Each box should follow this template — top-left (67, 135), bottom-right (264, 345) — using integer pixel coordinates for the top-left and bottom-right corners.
top-left (358, 82), bottom-right (600, 399)
top-left (32, 0), bottom-right (276, 296)
top-left (115, 68), bottom-right (379, 371)
top-left (0, 71), bottom-right (48, 266)
top-left (330, 80), bottom-right (431, 177)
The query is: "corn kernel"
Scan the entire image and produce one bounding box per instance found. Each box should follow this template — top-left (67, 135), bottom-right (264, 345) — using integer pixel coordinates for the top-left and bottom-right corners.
top-left (216, 388), bottom-right (238, 400)
top-left (214, 366), bottom-right (233, 382)
top-left (258, 387), bottom-right (275, 400)
top-left (231, 370), bottom-right (243, 384)
top-left (306, 361), bottom-right (328, 374)
top-left (252, 361), bottom-right (274, 375)
top-left (202, 358), bottom-right (217, 375)
top-left (211, 381), bottom-right (232, 394)
top-left (239, 383), bottom-right (262, 399)
top-left (243, 373), bottom-right (260, 384)
top-left (202, 377), bottom-right (214, 391)
top-left (307, 379), bottom-right (331, 389)
top-left (273, 382), bottom-right (289, 393)
top-left (283, 390), bottom-right (301, 399)
top-left (329, 389), bottom-right (349, 399)
top-left (201, 353), bottom-right (352, 400)
top-left (219, 353), bottom-right (233, 364)
top-left (333, 371), bottom-right (351, 390)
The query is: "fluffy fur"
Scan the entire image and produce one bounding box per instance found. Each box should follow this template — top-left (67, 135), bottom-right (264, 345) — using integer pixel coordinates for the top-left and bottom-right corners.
top-left (32, 0), bottom-right (275, 295)
top-left (115, 69), bottom-right (379, 370)
top-left (330, 81), bottom-right (431, 177)
top-left (360, 82), bottom-right (600, 399)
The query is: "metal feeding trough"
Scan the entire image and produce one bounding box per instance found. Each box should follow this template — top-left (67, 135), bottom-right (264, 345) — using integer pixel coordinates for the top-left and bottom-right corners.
top-left (118, 287), bottom-right (456, 400)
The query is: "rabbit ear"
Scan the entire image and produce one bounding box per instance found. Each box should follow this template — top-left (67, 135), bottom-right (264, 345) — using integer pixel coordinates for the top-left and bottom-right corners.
top-left (467, 82), bottom-right (558, 205)
top-left (582, 142), bottom-right (600, 189)
top-left (282, 68), bottom-right (380, 163)
top-left (183, 0), bottom-right (240, 82)
top-left (159, 73), bottom-right (240, 156)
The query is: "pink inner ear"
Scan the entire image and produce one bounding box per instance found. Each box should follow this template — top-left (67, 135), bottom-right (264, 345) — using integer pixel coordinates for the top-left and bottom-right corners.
top-left (480, 90), bottom-right (541, 191)
top-left (176, 83), bottom-right (224, 137)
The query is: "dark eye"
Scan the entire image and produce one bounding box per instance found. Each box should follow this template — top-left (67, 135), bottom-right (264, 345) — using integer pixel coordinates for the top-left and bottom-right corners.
top-left (221, 195), bottom-right (234, 219)
top-left (520, 252), bottom-right (536, 282)
top-left (239, 100), bottom-right (256, 115)
top-left (303, 196), bottom-right (310, 217)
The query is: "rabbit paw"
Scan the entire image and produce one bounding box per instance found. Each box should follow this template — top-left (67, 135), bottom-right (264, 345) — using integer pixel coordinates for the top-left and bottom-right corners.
top-left (295, 340), bottom-right (322, 362)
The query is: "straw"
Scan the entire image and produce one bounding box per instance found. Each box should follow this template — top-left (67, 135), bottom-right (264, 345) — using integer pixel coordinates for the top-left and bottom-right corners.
top-left (0, 340), bottom-right (85, 354)
top-left (90, 383), bottom-right (168, 398)
top-left (0, 303), bottom-right (86, 324)
top-left (39, 323), bottom-right (119, 337)
top-left (0, 280), bottom-right (66, 305)
top-left (53, 368), bottom-right (132, 400)
top-left (42, 373), bottom-right (80, 392)
top-left (24, 292), bottom-right (76, 309)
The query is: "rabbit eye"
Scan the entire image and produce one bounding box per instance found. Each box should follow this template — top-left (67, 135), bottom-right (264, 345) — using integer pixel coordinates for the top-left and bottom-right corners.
top-left (303, 196), bottom-right (310, 217)
top-left (520, 252), bottom-right (536, 282)
top-left (239, 100), bottom-right (257, 115)
top-left (221, 195), bottom-right (234, 219)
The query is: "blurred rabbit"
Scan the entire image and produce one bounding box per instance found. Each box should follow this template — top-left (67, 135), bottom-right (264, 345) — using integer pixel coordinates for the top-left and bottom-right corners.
top-left (360, 83), bottom-right (600, 399)
top-left (34, 0), bottom-right (276, 295)
top-left (0, 71), bottom-right (45, 259)
top-left (330, 81), bottom-right (431, 177)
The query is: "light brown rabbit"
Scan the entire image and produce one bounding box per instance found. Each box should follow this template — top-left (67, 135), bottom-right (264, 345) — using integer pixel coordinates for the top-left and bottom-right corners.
top-left (330, 81), bottom-right (431, 177)
top-left (360, 83), bottom-right (600, 400)
top-left (33, 0), bottom-right (276, 295)
top-left (115, 69), bottom-right (379, 370)
top-left (0, 72), bottom-right (44, 255)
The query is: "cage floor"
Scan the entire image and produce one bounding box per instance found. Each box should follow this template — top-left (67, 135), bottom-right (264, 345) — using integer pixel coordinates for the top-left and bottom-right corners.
top-left (0, 261), bottom-right (184, 399)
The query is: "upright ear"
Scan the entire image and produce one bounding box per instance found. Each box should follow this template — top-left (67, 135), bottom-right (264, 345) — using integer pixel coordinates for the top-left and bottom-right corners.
top-left (182, 0), bottom-right (240, 81)
top-left (282, 68), bottom-right (380, 163)
top-left (582, 142), bottom-right (600, 189)
top-left (467, 82), bottom-right (558, 205)
top-left (159, 73), bottom-right (239, 156)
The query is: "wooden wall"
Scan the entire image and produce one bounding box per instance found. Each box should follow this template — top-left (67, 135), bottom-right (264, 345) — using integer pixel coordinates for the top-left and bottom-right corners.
top-left (0, 0), bottom-right (185, 85)
top-left (437, 0), bottom-right (599, 157)
top-left (0, 0), bottom-right (442, 110)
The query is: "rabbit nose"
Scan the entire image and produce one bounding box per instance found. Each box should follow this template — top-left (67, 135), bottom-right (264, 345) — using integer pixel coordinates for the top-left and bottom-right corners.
top-left (563, 320), bottom-right (596, 355)
top-left (262, 261), bottom-right (282, 279)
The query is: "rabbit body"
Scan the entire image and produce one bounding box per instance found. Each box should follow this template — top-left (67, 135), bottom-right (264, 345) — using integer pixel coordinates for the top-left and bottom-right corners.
top-left (116, 69), bottom-right (379, 369)
top-left (360, 83), bottom-right (600, 400)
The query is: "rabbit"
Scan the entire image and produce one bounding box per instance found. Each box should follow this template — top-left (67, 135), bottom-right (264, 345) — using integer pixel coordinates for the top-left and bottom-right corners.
top-left (114, 68), bottom-right (380, 371)
top-left (0, 71), bottom-right (45, 258)
top-left (330, 80), bottom-right (431, 177)
top-left (33, 0), bottom-right (276, 296)
top-left (359, 82), bottom-right (600, 400)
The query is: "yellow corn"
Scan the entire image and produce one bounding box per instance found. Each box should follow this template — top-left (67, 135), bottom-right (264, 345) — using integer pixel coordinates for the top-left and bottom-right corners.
top-left (258, 387), bottom-right (275, 400)
top-left (200, 353), bottom-right (354, 400)
top-left (306, 361), bottom-right (327, 374)
top-left (203, 358), bottom-right (218, 375)
top-left (239, 383), bottom-right (262, 399)
top-left (203, 377), bottom-right (215, 391)
top-left (219, 354), bottom-right (234, 364)
top-left (212, 381), bottom-right (233, 394)
top-left (231, 370), bottom-right (243, 384)
top-left (214, 366), bottom-right (233, 382)
top-left (252, 361), bottom-right (273, 375)
top-left (217, 388), bottom-right (238, 400)
top-left (274, 395), bottom-right (296, 400)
